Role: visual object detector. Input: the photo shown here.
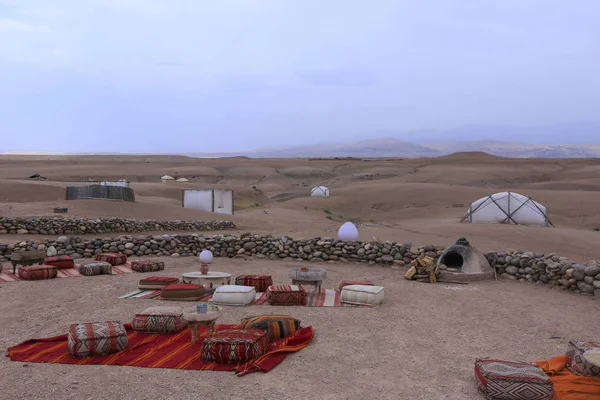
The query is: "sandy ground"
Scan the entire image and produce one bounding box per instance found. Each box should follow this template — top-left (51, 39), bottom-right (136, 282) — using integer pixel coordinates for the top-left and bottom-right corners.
top-left (1, 257), bottom-right (599, 400)
top-left (1, 153), bottom-right (600, 399)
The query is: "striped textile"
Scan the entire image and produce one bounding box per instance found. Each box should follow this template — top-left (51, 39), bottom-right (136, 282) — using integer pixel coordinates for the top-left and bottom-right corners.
top-left (119, 288), bottom-right (373, 307)
top-left (0, 264), bottom-right (134, 283)
top-left (7, 323), bottom-right (314, 377)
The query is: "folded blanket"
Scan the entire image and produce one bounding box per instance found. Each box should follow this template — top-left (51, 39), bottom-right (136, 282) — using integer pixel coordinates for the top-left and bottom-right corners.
top-left (535, 355), bottom-right (600, 399)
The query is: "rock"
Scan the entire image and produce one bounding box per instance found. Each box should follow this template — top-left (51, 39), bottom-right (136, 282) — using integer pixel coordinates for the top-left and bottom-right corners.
top-left (500, 273), bottom-right (517, 280)
top-left (505, 266), bottom-right (519, 275)
top-left (46, 246), bottom-right (57, 257)
top-left (584, 265), bottom-right (600, 276)
top-left (171, 253), bottom-right (180, 258)
top-left (381, 255), bottom-right (394, 263)
top-left (577, 281), bottom-right (595, 294)
top-left (593, 280), bottom-right (600, 289)
top-left (243, 242), bottom-right (257, 251)
top-left (125, 242), bottom-right (135, 249)
top-left (410, 246), bottom-right (419, 255)
top-left (539, 274), bottom-right (550, 283)
top-left (572, 266), bottom-right (587, 281)
top-left (17, 229), bottom-right (28, 235)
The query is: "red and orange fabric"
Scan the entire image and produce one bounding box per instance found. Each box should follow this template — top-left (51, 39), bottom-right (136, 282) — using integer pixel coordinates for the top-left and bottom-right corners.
top-left (6, 323), bottom-right (314, 377)
top-left (535, 355), bottom-right (600, 399)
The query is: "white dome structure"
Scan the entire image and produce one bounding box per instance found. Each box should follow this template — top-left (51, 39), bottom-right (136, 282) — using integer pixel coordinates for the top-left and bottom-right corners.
top-left (310, 186), bottom-right (330, 197)
top-left (338, 221), bottom-right (359, 241)
top-left (176, 177), bottom-right (189, 182)
top-left (461, 192), bottom-right (552, 227)
top-left (161, 175), bottom-right (175, 183)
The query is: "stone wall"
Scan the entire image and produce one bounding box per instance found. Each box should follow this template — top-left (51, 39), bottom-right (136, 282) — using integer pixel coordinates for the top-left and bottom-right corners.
top-left (0, 217), bottom-right (236, 235)
top-left (0, 233), bottom-right (444, 265)
top-left (486, 251), bottom-right (600, 297)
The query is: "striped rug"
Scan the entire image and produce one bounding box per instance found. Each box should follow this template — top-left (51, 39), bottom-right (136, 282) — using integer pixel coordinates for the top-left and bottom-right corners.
top-left (119, 288), bottom-right (371, 307)
top-left (0, 264), bottom-right (135, 282)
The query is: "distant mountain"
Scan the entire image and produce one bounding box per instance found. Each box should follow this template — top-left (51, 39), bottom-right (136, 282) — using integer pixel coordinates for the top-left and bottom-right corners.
top-left (183, 139), bottom-right (600, 159)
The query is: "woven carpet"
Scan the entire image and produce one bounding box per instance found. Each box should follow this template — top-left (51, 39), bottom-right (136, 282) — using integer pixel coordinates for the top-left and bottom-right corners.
top-left (7, 323), bottom-right (314, 377)
top-left (119, 288), bottom-right (371, 307)
top-left (0, 264), bottom-right (134, 282)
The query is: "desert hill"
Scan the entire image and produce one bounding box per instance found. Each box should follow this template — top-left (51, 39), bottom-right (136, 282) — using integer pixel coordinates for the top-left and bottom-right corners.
top-left (0, 152), bottom-right (599, 260)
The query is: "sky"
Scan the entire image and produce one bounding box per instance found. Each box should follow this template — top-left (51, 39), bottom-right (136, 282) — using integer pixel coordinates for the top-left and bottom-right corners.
top-left (0, 0), bottom-right (599, 153)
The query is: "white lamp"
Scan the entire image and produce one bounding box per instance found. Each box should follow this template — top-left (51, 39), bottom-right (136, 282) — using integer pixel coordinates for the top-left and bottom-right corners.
top-left (338, 221), bottom-right (359, 241)
top-left (199, 250), bottom-right (213, 264)
top-left (199, 249), bottom-right (213, 275)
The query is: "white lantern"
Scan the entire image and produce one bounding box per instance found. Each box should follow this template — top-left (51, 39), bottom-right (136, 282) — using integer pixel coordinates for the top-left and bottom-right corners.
top-left (337, 221), bottom-right (359, 241)
top-left (199, 249), bottom-right (213, 264)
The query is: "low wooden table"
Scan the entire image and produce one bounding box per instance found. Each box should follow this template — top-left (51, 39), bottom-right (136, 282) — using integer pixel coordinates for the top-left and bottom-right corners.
top-left (10, 250), bottom-right (45, 274)
top-left (181, 271), bottom-right (231, 288)
top-left (182, 305), bottom-right (222, 344)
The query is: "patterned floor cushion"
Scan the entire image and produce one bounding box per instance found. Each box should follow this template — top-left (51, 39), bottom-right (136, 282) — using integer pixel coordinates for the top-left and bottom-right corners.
top-left (43, 255), bottom-right (75, 269)
top-left (130, 260), bottom-right (165, 273)
top-left (240, 315), bottom-right (301, 341)
top-left (132, 306), bottom-right (187, 334)
top-left (212, 285), bottom-right (256, 306)
top-left (339, 280), bottom-right (374, 291)
top-left (201, 328), bottom-right (269, 364)
top-left (138, 276), bottom-right (179, 290)
top-left (566, 340), bottom-right (600, 377)
top-left (18, 265), bottom-right (58, 280)
top-left (77, 260), bottom-right (112, 276)
top-left (160, 283), bottom-right (205, 301)
top-left (340, 284), bottom-right (385, 306)
top-left (234, 275), bottom-right (273, 292)
top-left (94, 253), bottom-right (127, 266)
top-left (68, 321), bottom-right (128, 358)
top-left (267, 285), bottom-right (308, 306)
top-left (474, 359), bottom-right (554, 400)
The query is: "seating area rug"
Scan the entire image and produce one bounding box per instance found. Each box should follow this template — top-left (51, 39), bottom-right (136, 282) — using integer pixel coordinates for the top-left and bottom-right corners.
top-left (119, 288), bottom-right (372, 307)
top-left (535, 355), bottom-right (600, 399)
top-left (7, 323), bottom-right (314, 377)
top-left (0, 264), bottom-right (134, 282)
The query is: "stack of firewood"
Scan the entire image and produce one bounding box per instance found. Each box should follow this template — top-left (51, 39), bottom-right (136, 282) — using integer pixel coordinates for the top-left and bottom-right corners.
top-left (404, 255), bottom-right (440, 283)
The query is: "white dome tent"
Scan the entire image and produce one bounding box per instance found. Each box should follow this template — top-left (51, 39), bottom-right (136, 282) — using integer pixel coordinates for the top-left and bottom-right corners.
top-left (461, 192), bottom-right (553, 227)
top-left (161, 175), bottom-right (175, 183)
top-left (310, 186), bottom-right (330, 197)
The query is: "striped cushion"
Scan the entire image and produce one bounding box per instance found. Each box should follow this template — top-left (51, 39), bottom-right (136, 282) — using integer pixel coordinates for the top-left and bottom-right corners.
top-left (267, 285), bottom-right (308, 306)
top-left (339, 280), bottom-right (374, 291)
top-left (68, 321), bottom-right (128, 358)
top-left (240, 315), bottom-right (301, 341)
top-left (566, 340), bottom-right (600, 377)
top-left (340, 285), bottom-right (384, 306)
top-left (132, 306), bottom-right (187, 334)
top-left (474, 359), bottom-right (554, 400)
top-left (138, 276), bottom-right (179, 290)
top-left (18, 265), bottom-right (58, 280)
top-left (235, 275), bottom-right (273, 292)
top-left (94, 253), bottom-right (127, 266)
top-left (160, 283), bottom-right (205, 301)
top-left (130, 260), bottom-right (165, 273)
top-left (201, 329), bottom-right (268, 364)
top-left (77, 260), bottom-right (112, 276)
top-left (43, 255), bottom-right (74, 269)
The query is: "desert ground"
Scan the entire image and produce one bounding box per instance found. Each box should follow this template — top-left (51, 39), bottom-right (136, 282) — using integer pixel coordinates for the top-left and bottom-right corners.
top-left (1, 153), bottom-right (599, 399)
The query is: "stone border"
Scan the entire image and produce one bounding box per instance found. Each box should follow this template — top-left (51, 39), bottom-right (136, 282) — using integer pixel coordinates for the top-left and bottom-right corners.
top-left (0, 217), bottom-right (236, 235)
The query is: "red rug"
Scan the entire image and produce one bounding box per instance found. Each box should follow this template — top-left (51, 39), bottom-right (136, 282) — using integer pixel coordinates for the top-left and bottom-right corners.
top-left (6, 324), bottom-right (314, 376)
top-left (0, 264), bottom-right (134, 282)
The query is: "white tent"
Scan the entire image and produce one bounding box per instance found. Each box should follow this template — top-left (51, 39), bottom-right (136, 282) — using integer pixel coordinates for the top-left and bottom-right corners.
top-left (176, 177), bottom-right (189, 182)
top-left (310, 186), bottom-right (330, 197)
top-left (161, 175), bottom-right (175, 183)
top-left (461, 191), bottom-right (552, 227)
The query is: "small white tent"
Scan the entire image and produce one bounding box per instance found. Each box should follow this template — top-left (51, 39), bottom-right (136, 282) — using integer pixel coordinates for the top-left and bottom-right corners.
top-left (161, 175), bottom-right (175, 183)
top-left (176, 177), bottom-right (189, 182)
top-left (461, 192), bottom-right (552, 227)
top-left (310, 186), bottom-right (330, 197)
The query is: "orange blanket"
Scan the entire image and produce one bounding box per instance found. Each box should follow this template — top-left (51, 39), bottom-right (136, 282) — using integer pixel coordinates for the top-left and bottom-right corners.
top-left (535, 355), bottom-right (600, 399)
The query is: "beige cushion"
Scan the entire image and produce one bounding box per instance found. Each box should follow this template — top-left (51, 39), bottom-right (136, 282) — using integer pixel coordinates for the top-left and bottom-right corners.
top-left (212, 285), bottom-right (256, 306)
top-left (340, 284), bottom-right (385, 306)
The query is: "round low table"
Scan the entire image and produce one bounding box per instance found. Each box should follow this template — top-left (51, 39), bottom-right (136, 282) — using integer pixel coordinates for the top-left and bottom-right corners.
top-left (181, 271), bottom-right (231, 287)
top-left (183, 305), bottom-right (222, 344)
top-left (288, 268), bottom-right (328, 292)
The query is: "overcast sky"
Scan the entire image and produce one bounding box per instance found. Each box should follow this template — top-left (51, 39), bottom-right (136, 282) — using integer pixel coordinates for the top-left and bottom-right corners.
top-left (1, 0), bottom-right (599, 153)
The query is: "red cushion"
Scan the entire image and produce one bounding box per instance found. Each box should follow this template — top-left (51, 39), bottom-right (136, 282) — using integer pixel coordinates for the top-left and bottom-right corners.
top-left (44, 256), bottom-right (75, 270)
top-left (162, 283), bottom-right (202, 291)
top-left (142, 276), bottom-right (179, 283)
top-left (201, 329), bottom-right (269, 364)
top-left (18, 265), bottom-right (58, 280)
